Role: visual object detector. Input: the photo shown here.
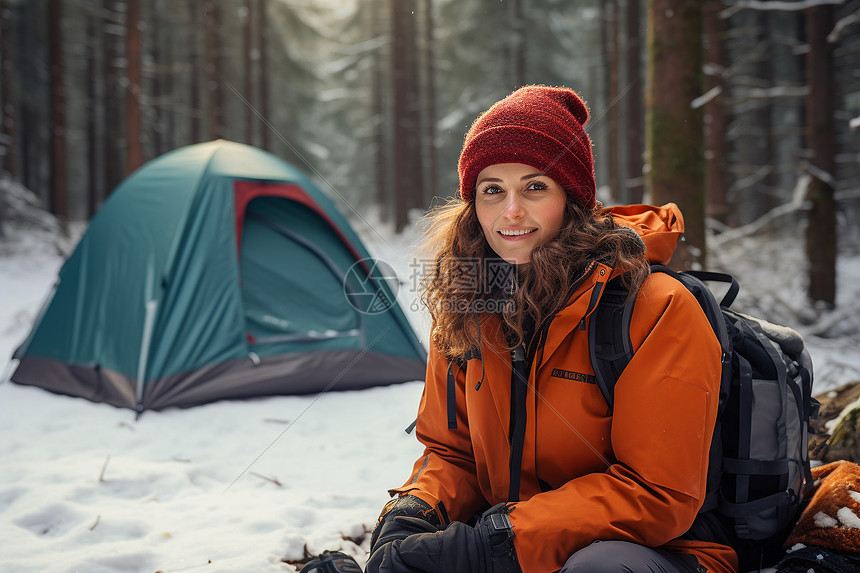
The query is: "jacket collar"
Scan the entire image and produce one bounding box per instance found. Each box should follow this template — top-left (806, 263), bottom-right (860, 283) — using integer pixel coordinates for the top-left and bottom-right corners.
top-left (536, 261), bottom-right (614, 369)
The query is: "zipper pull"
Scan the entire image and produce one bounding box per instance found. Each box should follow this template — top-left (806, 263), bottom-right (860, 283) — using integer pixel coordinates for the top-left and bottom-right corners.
top-left (475, 360), bottom-right (486, 391)
top-left (512, 345), bottom-right (525, 363)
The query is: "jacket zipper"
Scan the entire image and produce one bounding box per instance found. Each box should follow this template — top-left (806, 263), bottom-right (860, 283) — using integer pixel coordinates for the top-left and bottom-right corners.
top-left (506, 263), bottom-right (609, 502)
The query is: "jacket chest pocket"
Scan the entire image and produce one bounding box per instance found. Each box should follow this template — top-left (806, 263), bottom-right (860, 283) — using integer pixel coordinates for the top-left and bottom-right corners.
top-left (534, 370), bottom-right (614, 480)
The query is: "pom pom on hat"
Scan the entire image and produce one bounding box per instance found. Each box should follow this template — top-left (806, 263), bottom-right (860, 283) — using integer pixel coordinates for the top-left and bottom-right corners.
top-left (457, 85), bottom-right (596, 208)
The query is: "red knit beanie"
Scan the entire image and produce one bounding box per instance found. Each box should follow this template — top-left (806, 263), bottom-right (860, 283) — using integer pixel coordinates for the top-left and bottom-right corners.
top-left (458, 85), bottom-right (595, 208)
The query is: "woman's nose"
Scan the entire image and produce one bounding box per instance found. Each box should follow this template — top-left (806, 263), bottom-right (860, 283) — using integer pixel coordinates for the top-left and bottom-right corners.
top-left (503, 193), bottom-right (525, 219)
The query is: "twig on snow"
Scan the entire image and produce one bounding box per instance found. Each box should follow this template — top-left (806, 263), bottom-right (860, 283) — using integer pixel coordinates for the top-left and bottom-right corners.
top-left (99, 455), bottom-right (111, 482)
top-left (89, 515), bottom-right (101, 531)
top-left (249, 471), bottom-right (282, 487)
top-left (341, 524), bottom-right (374, 546)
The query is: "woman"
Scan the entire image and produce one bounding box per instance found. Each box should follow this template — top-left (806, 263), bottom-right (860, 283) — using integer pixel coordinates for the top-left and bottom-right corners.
top-left (303, 85), bottom-right (736, 573)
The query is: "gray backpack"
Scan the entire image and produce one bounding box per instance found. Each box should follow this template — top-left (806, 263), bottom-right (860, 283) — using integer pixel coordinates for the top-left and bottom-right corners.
top-left (590, 265), bottom-right (818, 570)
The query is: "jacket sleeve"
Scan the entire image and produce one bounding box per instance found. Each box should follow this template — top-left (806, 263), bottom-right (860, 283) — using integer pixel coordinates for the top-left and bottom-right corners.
top-left (507, 275), bottom-right (723, 573)
top-left (388, 340), bottom-right (487, 524)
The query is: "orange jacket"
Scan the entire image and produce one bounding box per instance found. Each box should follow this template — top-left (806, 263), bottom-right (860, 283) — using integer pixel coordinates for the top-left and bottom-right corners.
top-left (392, 204), bottom-right (737, 573)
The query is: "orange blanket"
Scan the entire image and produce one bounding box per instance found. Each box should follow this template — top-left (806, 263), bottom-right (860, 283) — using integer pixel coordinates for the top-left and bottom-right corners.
top-left (784, 460), bottom-right (860, 554)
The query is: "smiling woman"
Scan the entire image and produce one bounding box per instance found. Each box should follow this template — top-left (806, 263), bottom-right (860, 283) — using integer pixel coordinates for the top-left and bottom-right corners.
top-left (302, 86), bottom-right (735, 573)
top-left (474, 163), bottom-right (567, 265)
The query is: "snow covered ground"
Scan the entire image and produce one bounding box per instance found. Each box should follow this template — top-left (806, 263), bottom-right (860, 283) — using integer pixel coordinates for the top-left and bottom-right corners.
top-left (1, 213), bottom-right (859, 573)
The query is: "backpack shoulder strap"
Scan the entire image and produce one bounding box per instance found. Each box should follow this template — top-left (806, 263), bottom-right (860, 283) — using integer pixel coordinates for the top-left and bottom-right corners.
top-left (588, 266), bottom-right (733, 412)
top-left (588, 276), bottom-right (636, 412)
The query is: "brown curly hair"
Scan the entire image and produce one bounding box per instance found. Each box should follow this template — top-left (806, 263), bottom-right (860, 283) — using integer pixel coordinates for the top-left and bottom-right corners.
top-left (419, 197), bottom-right (650, 360)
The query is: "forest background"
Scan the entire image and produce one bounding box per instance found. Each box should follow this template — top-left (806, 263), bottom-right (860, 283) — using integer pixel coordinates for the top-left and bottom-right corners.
top-left (1, 0), bottom-right (859, 309)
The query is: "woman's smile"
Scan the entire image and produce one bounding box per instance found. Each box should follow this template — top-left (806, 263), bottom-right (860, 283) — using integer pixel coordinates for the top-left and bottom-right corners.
top-left (498, 227), bottom-right (538, 239)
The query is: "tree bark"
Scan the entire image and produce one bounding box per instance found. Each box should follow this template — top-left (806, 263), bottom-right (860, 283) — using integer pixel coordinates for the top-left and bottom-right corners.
top-left (49, 0), bottom-right (67, 218)
top-left (422, 0), bottom-right (437, 202)
top-left (243, 0), bottom-right (254, 145)
top-left (1, 0), bottom-right (19, 179)
top-left (511, 0), bottom-right (525, 87)
top-left (804, 5), bottom-right (837, 306)
top-left (256, 0), bottom-right (269, 150)
top-left (703, 0), bottom-right (728, 224)
top-left (190, 0), bottom-right (202, 143)
top-left (103, 0), bottom-right (124, 193)
top-left (625, 0), bottom-right (645, 204)
top-left (204, 1), bottom-right (223, 141)
top-left (646, 0), bottom-right (705, 269)
top-left (371, 0), bottom-right (390, 222)
top-left (392, 0), bottom-right (424, 232)
top-left (606, 0), bottom-right (620, 201)
top-left (125, 0), bottom-right (142, 175)
top-left (160, 4), bottom-right (174, 154)
top-left (87, 12), bottom-right (99, 216)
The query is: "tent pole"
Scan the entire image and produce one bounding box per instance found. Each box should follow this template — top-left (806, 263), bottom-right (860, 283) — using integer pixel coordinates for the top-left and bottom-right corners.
top-left (136, 299), bottom-right (158, 411)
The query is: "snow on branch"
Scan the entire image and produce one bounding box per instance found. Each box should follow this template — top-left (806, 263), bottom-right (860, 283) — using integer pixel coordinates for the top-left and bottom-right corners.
top-left (692, 86), bottom-right (723, 109)
top-left (850, 116), bottom-right (860, 130)
top-left (728, 165), bottom-right (773, 196)
top-left (829, 8), bottom-right (860, 43)
top-left (721, 0), bottom-right (845, 19)
top-left (711, 174), bottom-right (812, 246)
top-left (806, 163), bottom-right (836, 188)
top-left (734, 85), bottom-right (810, 102)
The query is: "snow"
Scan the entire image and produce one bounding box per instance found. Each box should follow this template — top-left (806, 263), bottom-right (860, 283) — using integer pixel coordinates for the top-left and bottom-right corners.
top-left (1, 207), bottom-right (859, 572)
top-left (836, 506), bottom-right (860, 529)
top-left (814, 511), bottom-right (839, 528)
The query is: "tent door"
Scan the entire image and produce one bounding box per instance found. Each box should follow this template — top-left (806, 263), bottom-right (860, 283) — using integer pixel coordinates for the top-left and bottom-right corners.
top-left (238, 197), bottom-right (365, 351)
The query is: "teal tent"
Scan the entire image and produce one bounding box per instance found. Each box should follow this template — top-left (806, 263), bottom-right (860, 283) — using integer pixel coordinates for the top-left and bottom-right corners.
top-left (11, 140), bottom-right (426, 412)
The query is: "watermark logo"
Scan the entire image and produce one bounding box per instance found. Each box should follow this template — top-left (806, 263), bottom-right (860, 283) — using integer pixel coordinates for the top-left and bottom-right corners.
top-left (344, 257), bottom-right (518, 316)
top-left (343, 258), bottom-right (399, 315)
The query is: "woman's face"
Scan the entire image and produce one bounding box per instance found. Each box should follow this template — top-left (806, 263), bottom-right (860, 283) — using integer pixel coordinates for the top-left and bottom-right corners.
top-left (474, 163), bottom-right (567, 265)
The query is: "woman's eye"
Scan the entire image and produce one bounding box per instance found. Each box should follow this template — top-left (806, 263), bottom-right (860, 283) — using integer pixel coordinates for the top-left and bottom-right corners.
top-left (526, 180), bottom-right (548, 191)
top-left (480, 185), bottom-right (503, 195)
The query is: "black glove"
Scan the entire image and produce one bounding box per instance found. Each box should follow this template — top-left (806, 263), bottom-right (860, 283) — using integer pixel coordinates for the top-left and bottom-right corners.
top-left (299, 551), bottom-right (363, 573)
top-left (369, 495), bottom-right (444, 555)
top-left (365, 504), bottom-right (521, 573)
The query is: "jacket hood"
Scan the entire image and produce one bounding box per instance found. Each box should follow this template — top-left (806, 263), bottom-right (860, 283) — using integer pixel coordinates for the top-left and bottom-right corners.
top-left (606, 203), bottom-right (684, 265)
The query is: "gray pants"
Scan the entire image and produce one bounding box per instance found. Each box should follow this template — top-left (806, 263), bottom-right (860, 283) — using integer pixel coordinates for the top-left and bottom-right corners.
top-left (559, 540), bottom-right (702, 573)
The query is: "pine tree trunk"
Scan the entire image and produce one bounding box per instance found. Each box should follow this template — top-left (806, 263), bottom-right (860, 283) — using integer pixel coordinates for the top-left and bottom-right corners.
top-left (160, 5), bottom-right (174, 154)
top-left (511, 0), bottom-right (525, 87)
top-left (256, 0), bottom-right (269, 151)
top-left (371, 0), bottom-right (389, 222)
top-left (243, 0), bottom-right (254, 145)
top-left (49, 0), bottom-right (67, 218)
top-left (703, 0), bottom-right (728, 225)
top-left (805, 5), bottom-right (837, 307)
top-left (606, 0), bottom-right (620, 201)
top-left (87, 12), bottom-right (99, 216)
top-left (125, 0), bottom-right (142, 175)
top-left (392, 0), bottom-right (424, 232)
top-left (625, 0), bottom-right (644, 204)
top-left (190, 0), bottom-right (202, 143)
top-left (422, 0), bottom-right (437, 201)
top-left (1, 0), bottom-right (19, 179)
top-left (150, 1), bottom-right (164, 157)
top-left (103, 0), bottom-right (124, 193)
top-left (204, 1), bottom-right (222, 141)
top-left (646, 0), bottom-right (705, 269)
